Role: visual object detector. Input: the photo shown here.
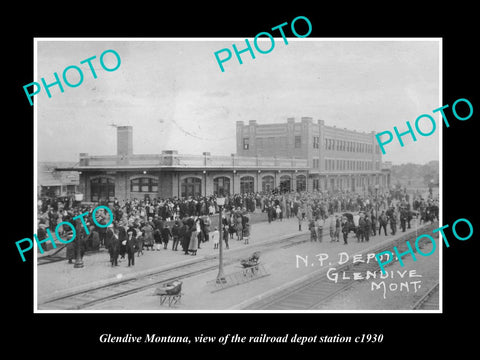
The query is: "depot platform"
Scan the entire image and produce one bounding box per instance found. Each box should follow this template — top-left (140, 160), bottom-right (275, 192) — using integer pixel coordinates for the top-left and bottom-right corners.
top-left (36, 215), bottom-right (439, 311)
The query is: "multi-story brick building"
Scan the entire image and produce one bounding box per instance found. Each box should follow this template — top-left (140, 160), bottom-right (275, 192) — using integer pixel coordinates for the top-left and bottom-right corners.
top-left (236, 117), bottom-right (389, 193)
top-left (56, 119), bottom-right (390, 203)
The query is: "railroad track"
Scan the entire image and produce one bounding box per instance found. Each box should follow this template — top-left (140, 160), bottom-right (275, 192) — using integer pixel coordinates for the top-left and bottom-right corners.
top-left (38, 230), bottom-right (310, 310)
top-left (243, 222), bottom-right (438, 310)
top-left (412, 282), bottom-right (439, 310)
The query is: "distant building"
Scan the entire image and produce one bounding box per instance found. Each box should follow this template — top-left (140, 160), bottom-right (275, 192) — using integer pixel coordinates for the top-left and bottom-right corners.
top-left (236, 117), bottom-right (389, 193)
top-left (38, 162), bottom-right (79, 198)
top-left (56, 119), bottom-right (390, 203)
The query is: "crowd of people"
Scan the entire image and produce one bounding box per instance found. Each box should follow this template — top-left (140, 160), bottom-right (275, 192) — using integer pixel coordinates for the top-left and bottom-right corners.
top-left (257, 188), bottom-right (439, 246)
top-left (37, 195), bottom-right (256, 267)
top-left (37, 186), bottom-right (438, 267)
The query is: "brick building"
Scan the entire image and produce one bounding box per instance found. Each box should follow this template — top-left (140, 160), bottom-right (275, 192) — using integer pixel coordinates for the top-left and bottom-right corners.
top-left (58, 126), bottom-right (311, 202)
top-left (236, 117), bottom-right (389, 193)
top-left (57, 120), bottom-right (390, 203)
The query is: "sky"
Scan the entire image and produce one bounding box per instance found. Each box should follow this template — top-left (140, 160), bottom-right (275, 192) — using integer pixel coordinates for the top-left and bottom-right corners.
top-left (36, 39), bottom-right (440, 165)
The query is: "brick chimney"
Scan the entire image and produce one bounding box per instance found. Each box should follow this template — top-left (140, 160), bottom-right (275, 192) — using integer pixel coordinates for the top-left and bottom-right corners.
top-left (117, 126), bottom-right (133, 156)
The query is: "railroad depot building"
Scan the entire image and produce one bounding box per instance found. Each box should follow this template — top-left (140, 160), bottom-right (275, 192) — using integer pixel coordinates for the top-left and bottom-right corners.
top-left (57, 119), bottom-right (390, 202)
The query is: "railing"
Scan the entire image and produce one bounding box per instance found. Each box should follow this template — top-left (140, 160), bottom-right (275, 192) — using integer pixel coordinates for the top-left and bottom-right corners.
top-left (79, 153), bottom-right (309, 169)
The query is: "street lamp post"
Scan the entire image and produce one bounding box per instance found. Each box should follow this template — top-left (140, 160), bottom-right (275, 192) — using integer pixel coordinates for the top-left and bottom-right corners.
top-left (216, 196), bottom-right (226, 284)
top-left (73, 231), bottom-right (84, 268)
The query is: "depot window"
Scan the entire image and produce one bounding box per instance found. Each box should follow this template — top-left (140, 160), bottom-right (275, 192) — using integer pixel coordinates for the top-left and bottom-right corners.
top-left (90, 177), bottom-right (115, 202)
top-left (131, 177), bottom-right (158, 193)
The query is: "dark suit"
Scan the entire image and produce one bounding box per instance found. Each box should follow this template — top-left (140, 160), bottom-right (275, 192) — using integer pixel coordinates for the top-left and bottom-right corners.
top-left (107, 228), bottom-right (120, 266)
top-left (86, 230), bottom-right (100, 251)
top-left (161, 227), bottom-right (172, 249)
top-left (182, 218), bottom-right (194, 254)
top-left (118, 227), bottom-right (127, 259)
top-left (126, 238), bottom-right (135, 266)
top-left (126, 227), bottom-right (137, 266)
top-left (171, 222), bottom-right (181, 251)
top-left (74, 226), bottom-right (87, 260)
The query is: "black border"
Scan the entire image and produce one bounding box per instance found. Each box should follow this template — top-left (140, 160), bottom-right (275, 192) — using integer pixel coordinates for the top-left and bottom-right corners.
top-left (7, 5), bottom-right (478, 354)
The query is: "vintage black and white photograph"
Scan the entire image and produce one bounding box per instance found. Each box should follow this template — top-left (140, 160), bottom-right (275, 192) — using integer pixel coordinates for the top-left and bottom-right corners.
top-left (34, 38), bottom-right (441, 312)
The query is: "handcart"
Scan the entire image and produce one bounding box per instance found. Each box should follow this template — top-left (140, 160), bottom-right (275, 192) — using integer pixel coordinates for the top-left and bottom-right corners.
top-left (154, 280), bottom-right (183, 307)
top-left (240, 251), bottom-right (261, 277)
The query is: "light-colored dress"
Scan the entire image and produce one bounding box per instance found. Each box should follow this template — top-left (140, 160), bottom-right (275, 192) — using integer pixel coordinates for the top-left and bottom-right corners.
top-left (189, 230), bottom-right (198, 251)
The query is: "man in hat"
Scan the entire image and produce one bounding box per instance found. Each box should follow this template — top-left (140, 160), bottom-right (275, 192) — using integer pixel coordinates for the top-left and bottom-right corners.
top-left (399, 207), bottom-right (405, 232)
top-left (171, 219), bottom-right (183, 251)
top-left (118, 222), bottom-right (128, 260)
top-left (357, 213), bottom-right (366, 242)
top-left (388, 207), bottom-right (397, 235)
top-left (182, 216), bottom-right (194, 254)
top-left (106, 223), bottom-right (119, 266)
top-left (329, 214), bottom-right (336, 242)
top-left (136, 230), bottom-right (145, 257)
top-left (334, 215), bottom-right (341, 242)
top-left (126, 225), bottom-right (137, 266)
top-left (316, 215), bottom-right (324, 243)
top-left (86, 224), bottom-right (100, 251)
top-left (379, 211), bottom-right (388, 236)
top-left (341, 216), bottom-right (349, 245)
top-left (371, 211), bottom-right (377, 236)
top-left (161, 223), bottom-right (172, 250)
top-left (309, 218), bottom-right (317, 242)
top-left (364, 214), bottom-right (371, 242)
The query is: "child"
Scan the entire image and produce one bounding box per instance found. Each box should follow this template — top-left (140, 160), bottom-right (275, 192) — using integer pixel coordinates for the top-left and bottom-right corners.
top-left (243, 220), bottom-right (250, 245)
top-left (126, 229), bottom-right (136, 266)
top-left (161, 225), bottom-right (172, 250)
top-left (276, 205), bottom-right (282, 222)
top-left (136, 231), bottom-right (145, 257)
top-left (211, 227), bottom-right (219, 250)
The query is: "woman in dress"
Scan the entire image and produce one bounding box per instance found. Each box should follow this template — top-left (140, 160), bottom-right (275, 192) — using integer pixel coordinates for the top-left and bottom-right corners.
top-left (235, 211), bottom-right (243, 241)
top-left (242, 215), bottom-right (250, 245)
top-left (188, 220), bottom-right (200, 256)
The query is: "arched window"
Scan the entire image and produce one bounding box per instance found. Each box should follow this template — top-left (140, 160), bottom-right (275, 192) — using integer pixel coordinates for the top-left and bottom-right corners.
top-left (296, 175), bottom-right (306, 192)
top-left (181, 177), bottom-right (202, 198)
top-left (214, 176), bottom-right (230, 196)
top-left (240, 176), bottom-right (255, 194)
top-left (262, 175), bottom-right (275, 192)
top-left (131, 177), bottom-right (158, 193)
top-left (90, 177), bottom-right (115, 202)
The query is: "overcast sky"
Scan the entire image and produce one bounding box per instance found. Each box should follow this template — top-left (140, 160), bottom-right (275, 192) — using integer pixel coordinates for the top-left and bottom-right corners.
top-left (36, 39), bottom-right (440, 165)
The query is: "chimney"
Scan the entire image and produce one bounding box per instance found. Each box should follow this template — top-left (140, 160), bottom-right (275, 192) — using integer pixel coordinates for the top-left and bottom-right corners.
top-left (117, 126), bottom-right (133, 156)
